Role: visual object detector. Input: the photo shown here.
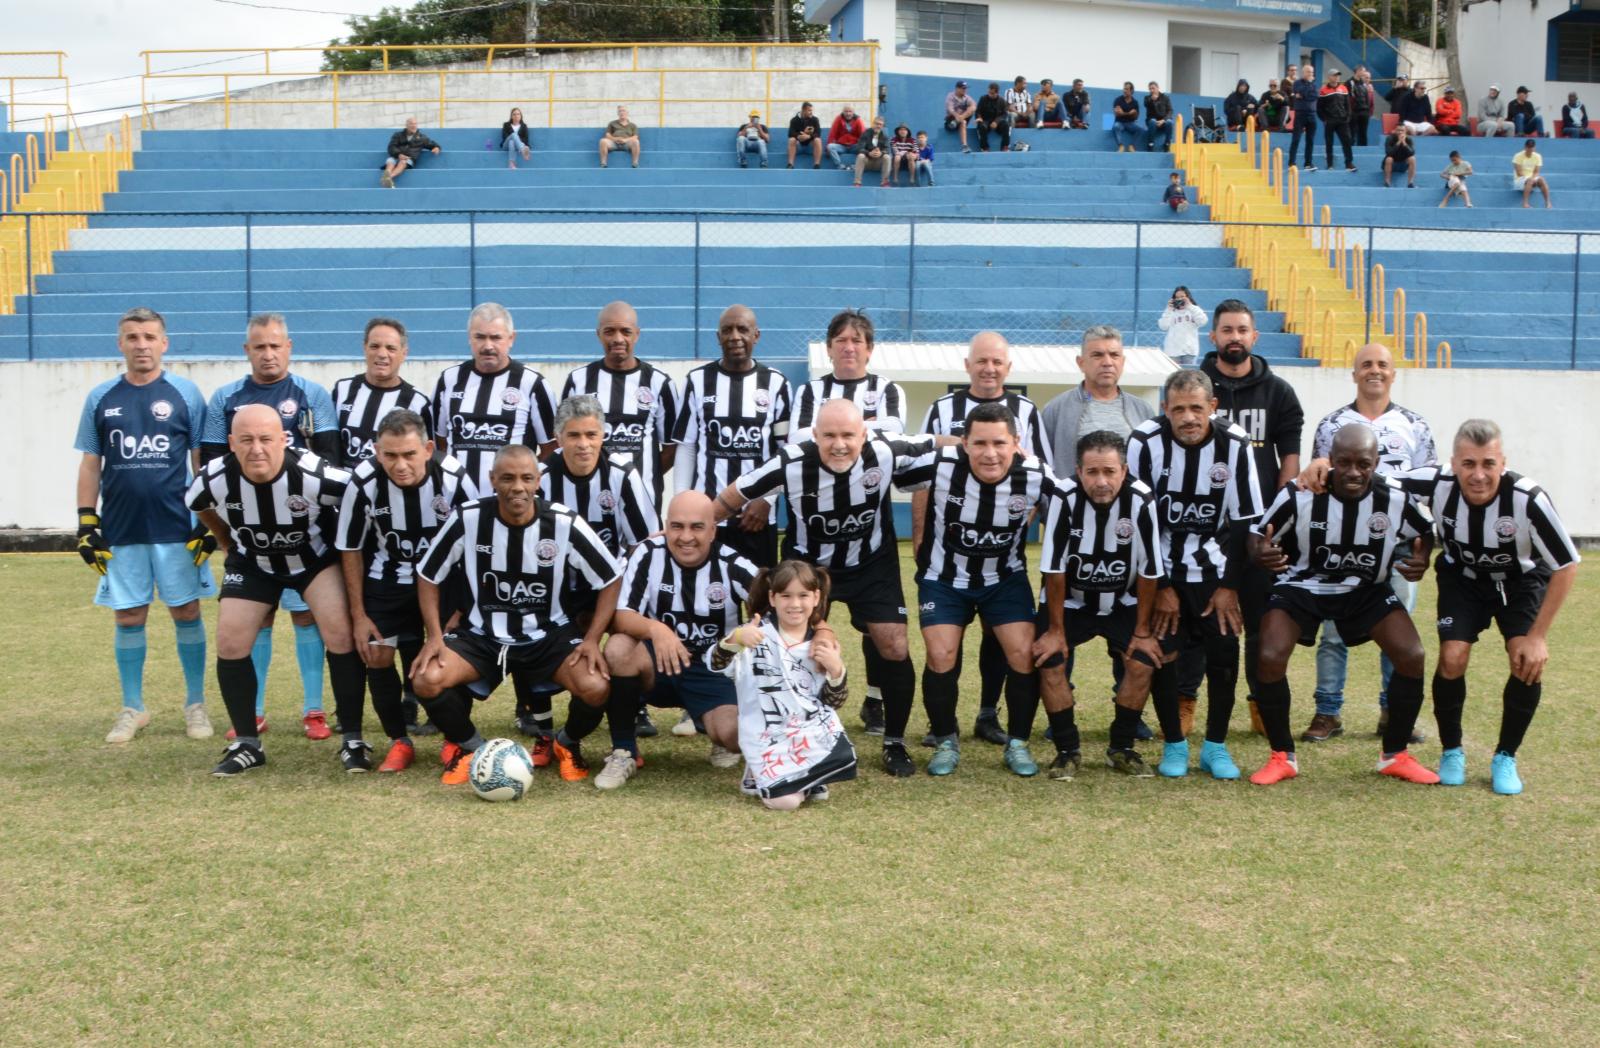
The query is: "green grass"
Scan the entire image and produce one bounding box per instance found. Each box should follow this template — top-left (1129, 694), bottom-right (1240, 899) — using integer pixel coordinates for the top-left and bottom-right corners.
top-left (2, 549), bottom-right (1597, 1046)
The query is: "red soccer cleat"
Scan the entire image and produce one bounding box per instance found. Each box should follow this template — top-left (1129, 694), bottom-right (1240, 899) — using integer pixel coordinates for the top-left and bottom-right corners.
top-left (1377, 750), bottom-right (1441, 785)
top-left (225, 716), bottom-right (268, 741)
top-left (530, 735), bottom-right (553, 768)
top-left (302, 711), bottom-right (331, 740)
top-left (1250, 750), bottom-right (1299, 785)
top-left (377, 740), bottom-right (414, 773)
top-left (440, 745), bottom-right (471, 786)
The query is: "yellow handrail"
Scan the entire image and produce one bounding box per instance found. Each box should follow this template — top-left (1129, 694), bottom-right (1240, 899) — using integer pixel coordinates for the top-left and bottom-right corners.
top-left (1321, 309), bottom-right (1337, 358)
top-left (1343, 338), bottom-right (1358, 366)
top-left (1286, 161), bottom-right (1298, 208)
top-left (1285, 263), bottom-right (1299, 322)
top-left (1244, 115), bottom-right (1255, 162)
top-left (1301, 285), bottom-right (1317, 342)
top-left (1352, 242), bottom-right (1365, 300)
top-left (1371, 263), bottom-right (1387, 333)
top-left (1393, 287), bottom-right (1407, 361)
top-left (1412, 311), bottom-right (1427, 367)
top-left (1301, 186), bottom-right (1313, 225)
top-left (1266, 240), bottom-right (1280, 305)
top-left (1436, 340), bottom-right (1453, 367)
top-left (26, 135), bottom-right (40, 187)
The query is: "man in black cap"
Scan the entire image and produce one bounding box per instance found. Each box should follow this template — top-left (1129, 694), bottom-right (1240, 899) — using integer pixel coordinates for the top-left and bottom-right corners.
top-left (944, 80), bottom-right (977, 153)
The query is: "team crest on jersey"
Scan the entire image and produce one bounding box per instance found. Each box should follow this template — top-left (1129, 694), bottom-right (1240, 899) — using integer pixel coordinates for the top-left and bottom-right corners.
top-left (432, 495), bottom-right (451, 517)
top-left (1114, 518), bottom-right (1135, 544)
top-left (598, 490), bottom-right (617, 511)
top-left (500, 388), bottom-right (522, 408)
top-left (1208, 463), bottom-right (1231, 487)
top-left (1007, 495), bottom-right (1029, 517)
top-left (284, 494), bottom-right (312, 517)
top-left (754, 389), bottom-right (771, 410)
top-left (634, 388), bottom-right (655, 407)
top-left (1366, 512), bottom-right (1390, 536)
top-left (862, 391), bottom-right (879, 408)
top-left (1383, 432), bottom-right (1406, 454)
top-left (706, 581), bottom-right (727, 608)
top-left (535, 539), bottom-right (558, 565)
top-left (861, 467), bottom-right (883, 491)
top-left (150, 400), bottom-right (173, 421)
top-left (1493, 516), bottom-right (1517, 539)
top-left (277, 399), bottom-right (298, 418)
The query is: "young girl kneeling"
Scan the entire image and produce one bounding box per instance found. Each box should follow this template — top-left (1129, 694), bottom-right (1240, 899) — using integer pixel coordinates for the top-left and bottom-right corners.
top-left (710, 560), bottom-right (857, 810)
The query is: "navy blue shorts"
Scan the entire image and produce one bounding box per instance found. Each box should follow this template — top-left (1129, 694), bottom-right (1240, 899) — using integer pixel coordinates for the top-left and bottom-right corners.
top-left (1435, 567), bottom-right (1548, 644)
top-left (1268, 583), bottom-right (1403, 648)
top-left (916, 572), bottom-right (1035, 629)
top-left (642, 641), bottom-right (737, 717)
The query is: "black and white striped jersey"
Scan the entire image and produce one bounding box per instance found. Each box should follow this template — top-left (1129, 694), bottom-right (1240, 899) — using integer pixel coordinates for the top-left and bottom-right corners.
top-left (918, 389), bottom-right (1052, 467)
top-left (1313, 401), bottom-right (1437, 476)
top-left (334, 454), bottom-right (476, 585)
top-left (330, 375), bottom-right (433, 467)
top-left (537, 449), bottom-right (659, 557)
top-left (1039, 478), bottom-right (1165, 613)
top-left (559, 360), bottom-right (681, 497)
top-left (1127, 415), bottom-right (1265, 584)
top-left (899, 446), bottom-right (1061, 588)
top-left (1253, 477), bottom-right (1432, 595)
top-left (186, 450), bottom-right (351, 577)
top-left (672, 361), bottom-right (792, 519)
top-left (1397, 466), bottom-right (1580, 581)
top-left (787, 373), bottom-right (907, 442)
top-left (618, 536), bottom-right (758, 656)
top-left (736, 434), bottom-right (931, 570)
top-left (429, 361), bottom-right (556, 492)
top-left (418, 496), bottom-right (620, 646)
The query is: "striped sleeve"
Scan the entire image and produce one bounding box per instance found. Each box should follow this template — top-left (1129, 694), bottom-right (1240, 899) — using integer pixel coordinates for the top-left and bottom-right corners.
top-left (655, 373), bottom-right (681, 448)
top-left (1125, 425), bottom-right (1156, 486)
top-left (614, 459), bottom-right (659, 547)
top-left (1253, 482), bottom-right (1298, 537)
top-left (876, 381), bottom-right (909, 435)
top-left (894, 448), bottom-right (939, 492)
top-left (565, 515), bottom-right (621, 589)
top-left (1395, 486), bottom-right (1431, 543)
top-left (619, 541), bottom-right (657, 614)
top-left (1024, 405), bottom-right (1053, 468)
top-left (429, 371), bottom-right (451, 446)
top-left (1226, 427), bottom-right (1265, 522)
top-left (735, 445), bottom-right (795, 501)
top-left (526, 376), bottom-right (556, 446)
top-left (308, 456), bottom-right (352, 506)
top-left (417, 510), bottom-right (465, 584)
top-left (1038, 491), bottom-right (1069, 574)
top-left (185, 461), bottom-right (221, 511)
top-left (726, 553), bottom-right (759, 605)
top-left (1134, 490), bottom-right (1166, 579)
top-left (1395, 464), bottom-right (1442, 502)
top-left (334, 473), bottom-right (371, 552)
top-left (1525, 483), bottom-right (1581, 571)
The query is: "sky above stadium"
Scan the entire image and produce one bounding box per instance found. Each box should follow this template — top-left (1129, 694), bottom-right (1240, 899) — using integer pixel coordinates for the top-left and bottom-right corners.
top-left (6, 0), bottom-right (398, 129)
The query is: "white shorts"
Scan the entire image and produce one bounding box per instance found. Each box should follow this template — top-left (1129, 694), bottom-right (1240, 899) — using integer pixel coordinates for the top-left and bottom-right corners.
top-left (1513, 175), bottom-right (1532, 190)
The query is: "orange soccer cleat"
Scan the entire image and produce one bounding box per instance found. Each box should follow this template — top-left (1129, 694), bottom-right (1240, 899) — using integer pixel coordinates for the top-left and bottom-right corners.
top-left (550, 737), bottom-right (590, 782)
top-left (440, 744), bottom-right (472, 786)
top-left (1250, 750), bottom-right (1299, 786)
top-left (1377, 750), bottom-right (1441, 785)
top-left (377, 740), bottom-right (415, 773)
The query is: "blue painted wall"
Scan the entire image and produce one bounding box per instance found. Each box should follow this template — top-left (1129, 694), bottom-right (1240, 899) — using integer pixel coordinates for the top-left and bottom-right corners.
top-left (1300, 5), bottom-right (1399, 83)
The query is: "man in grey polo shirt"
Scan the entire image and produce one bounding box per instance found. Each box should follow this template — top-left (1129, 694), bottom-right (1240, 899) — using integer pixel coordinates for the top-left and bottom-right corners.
top-left (1040, 324), bottom-right (1157, 475)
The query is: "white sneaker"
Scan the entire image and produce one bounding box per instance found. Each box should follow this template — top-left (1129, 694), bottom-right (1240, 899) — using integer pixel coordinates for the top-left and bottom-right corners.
top-left (708, 743), bottom-right (742, 768)
top-left (183, 703), bottom-right (214, 740)
top-left (670, 711), bottom-right (698, 736)
top-left (105, 707), bottom-right (151, 744)
top-left (804, 784), bottom-right (831, 803)
top-left (595, 748), bottom-right (638, 791)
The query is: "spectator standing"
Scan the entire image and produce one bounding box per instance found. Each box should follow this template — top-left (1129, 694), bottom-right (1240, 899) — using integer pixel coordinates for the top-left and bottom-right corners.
top-left (1163, 171), bottom-right (1189, 213)
top-left (1224, 80), bottom-right (1258, 130)
top-left (1288, 64), bottom-right (1319, 168)
top-left (1112, 82), bottom-right (1142, 151)
top-left (1034, 78), bottom-right (1066, 126)
top-left (786, 102), bottom-right (823, 169)
top-left (1158, 287), bottom-right (1207, 367)
top-left (944, 81), bottom-right (978, 152)
top-left (1508, 86), bottom-right (1546, 137)
top-left (1144, 81), bottom-right (1174, 152)
top-left (1384, 74), bottom-right (1411, 114)
top-left (1317, 68), bottom-right (1356, 171)
top-left (1383, 126), bottom-right (1417, 188)
top-left (975, 82), bottom-right (1012, 152)
top-left (1562, 92), bottom-right (1595, 138)
top-left (1398, 81), bottom-right (1436, 135)
top-left (599, 105), bottom-right (641, 168)
top-left (826, 105), bottom-right (865, 169)
top-left (888, 124), bottom-right (917, 185)
top-left (1478, 85), bottom-right (1514, 137)
top-left (735, 109), bottom-right (769, 168)
top-left (500, 107), bottom-right (531, 169)
top-left (1433, 87), bottom-right (1469, 136)
top-left (1038, 324), bottom-right (1155, 476)
top-left (1260, 80), bottom-right (1288, 131)
top-left (1006, 76), bottom-right (1033, 128)
top-left (1065, 78), bottom-right (1092, 128)
top-left (1513, 138), bottom-right (1552, 208)
top-left (380, 117), bottom-right (440, 188)
top-left (914, 131), bottom-right (935, 186)
top-left (853, 114), bottom-right (892, 187)
top-left (1439, 150), bottom-right (1474, 208)
top-left (1349, 66), bottom-right (1376, 146)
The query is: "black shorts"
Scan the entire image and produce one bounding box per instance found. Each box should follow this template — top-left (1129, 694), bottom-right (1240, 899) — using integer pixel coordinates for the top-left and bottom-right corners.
top-left (1267, 583), bottom-right (1404, 648)
top-left (1168, 578), bottom-right (1238, 650)
top-left (825, 552), bottom-right (908, 630)
top-left (362, 578), bottom-right (424, 643)
top-left (716, 520), bottom-right (778, 570)
top-left (1034, 601), bottom-right (1175, 669)
top-left (219, 551), bottom-right (337, 605)
top-left (444, 625), bottom-right (583, 698)
top-left (1436, 567), bottom-right (1548, 644)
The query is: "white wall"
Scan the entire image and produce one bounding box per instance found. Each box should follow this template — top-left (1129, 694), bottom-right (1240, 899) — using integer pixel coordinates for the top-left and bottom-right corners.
top-left (12, 358), bottom-right (1600, 535)
top-left (1457, 1), bottom-right (1578, 117)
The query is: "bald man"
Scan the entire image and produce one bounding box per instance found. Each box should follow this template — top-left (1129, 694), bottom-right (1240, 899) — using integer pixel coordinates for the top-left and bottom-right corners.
top-left (1304, 342), bottom-right (1437, 743)
top-left (1248, 425), bottom-right (1436, 786)
top-left (186, 404), bottom-right (368, 776)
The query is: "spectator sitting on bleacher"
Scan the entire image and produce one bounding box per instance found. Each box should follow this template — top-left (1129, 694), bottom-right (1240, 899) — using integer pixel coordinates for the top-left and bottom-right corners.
top-left (380, 117), bottom-right (440, 188)
top-left (1006, 77), bottom-right (1033, 128)
top-left (1350, 66), bottom-right (1376, 146)
top-left (1144, 81), bottom-right (1174, 152)
top-left (1514, 138), bottom-right (1552, 209)
top-left (1439, 150), bottom-right (1473, 208)
top-left (945, 81), bottom-right (978, 153)
top-left (735, 110), bottom-right (769, 168)
top-left (1033, 79), bottom-right (1066, 127)
top-left (1383, 127), bottom-right (1417, 188)
top-left (500, 108), bottom-right (531, 169)
top-left (599, 105), bottom-right (641, 168)
top-left (853, 115), bottom-right (892, 188)
top-left (1398, 81), bottom-right (1436, 136)
top-left (888, 124), bottom-right (917, 186)
top-left (1562, 93), bottom-right (1595, 139)
top-left (1433, 87), bottom-right (1469, 136)
top-left (1112, 82), bottom-right (1142, 152)
top-left (1385, 74), bottom-right (1410, 114)
top-left (976, 83), bottom-right (1012, 152)
top-left (914, 131), bottom-right (935, 186)
top-left (1478, 85), bottom-right (1514, 137)
top-left (1163, 171), bottom-right (1189, 213)
top-left (1508, 87), bottom-right (1546, 138)
top-left (1261, 80), bottom-right (1288, 131)
top-left (826, 105), bottom-right (865, 169)
top-left (787, 102), bottom-right (823, 169)
top-left (1224, 80), bottom-right (1258, 131)
top-left (1065, 79), bottom-right (1091, 129)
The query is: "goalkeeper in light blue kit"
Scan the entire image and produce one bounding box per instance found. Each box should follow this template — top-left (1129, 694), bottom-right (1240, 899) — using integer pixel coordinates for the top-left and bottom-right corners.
top-left (74, 307), bottom-right (218, 744)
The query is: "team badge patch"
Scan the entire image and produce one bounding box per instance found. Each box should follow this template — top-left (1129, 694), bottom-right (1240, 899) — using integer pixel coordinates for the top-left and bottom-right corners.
top-left (150, 400), bottom-right (173, 421)
top-left (1366, 512), bottom-right (1390, 536)
top-left (1384, 432), bottom-right (1406, 454)
top-left (1007, 495), bottom-right (1028, 516)
top-left (598, 490), bottom-right (616, 511)
top-left (1114, 518), bottom-right (1135, 544)
top-left (753, 390), bottom-right (770, 410)
top-left (432, 495), bottom-right (451, 517)
top-left (1208, 463), bottom-right (1231, 487)
top-left (634, 388), bottom-right (654, 407)
top-left (285, 494), bottom-right (312, 517)
top-left (862, 390), bottom-right (879, 408)
top-left (861, 467), bottom-right (883, 491)
top-left (277, 399), bottom-right (298, 418)
top-left (706, 581), bottom-right (727, 608)
top-left (1493, 516), bottom-right (1517, 539)
top-left (535, 539), bottom-right (558, 565)
top-left (500, 388), bottom-right (522, 408)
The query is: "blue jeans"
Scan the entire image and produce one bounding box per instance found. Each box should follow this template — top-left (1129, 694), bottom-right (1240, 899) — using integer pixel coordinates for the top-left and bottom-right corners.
top-left (826, 142), bottom-right (855, 168)
top-left (1567, 126), bottom-right (1596, 139)
top-left (1514, 113), bottom-right (1546, 136)
top-left (502, 133), bottom-right (527, 159)
top-left (914, 159), bottom-right (934, 185)
top-left (1112, 121), bottom-right (1141, 148)
top-left (736, 136), bottom-right (767, 163)
top-left (1312, 571), bottom-right (1419, 716)
top-left (1146, 119), bottom-right (1173, 151)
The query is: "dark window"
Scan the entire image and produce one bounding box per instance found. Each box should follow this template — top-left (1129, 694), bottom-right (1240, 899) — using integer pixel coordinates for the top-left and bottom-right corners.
top-left (1555, 22), bottom-right (1600, 83)
top-left (895, 0), bottom-right (989, 62)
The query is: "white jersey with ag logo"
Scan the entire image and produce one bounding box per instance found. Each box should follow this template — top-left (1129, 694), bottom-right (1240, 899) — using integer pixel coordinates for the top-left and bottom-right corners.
top-left (1397, 466), bottom-right (1580, 581)
top-left (186, 449), bottom-right (351, 577)
top-left (559, 360), bottom-right (681, 498)
top-left (618, 536), bottom-right (758, 657)
top-left (673, 361), bottom-right (791, 521)
top-left (899, 446), bottom-right (1061, 589)
top-left (334, 455), bottom-right (476, 585)
top-left (1128, 414), bottom-right (1264, 585)
top-left (1039, 477), bottom-right (1165, 613)
top-left (331, 375), bottom-right (433, 467)
top-left (430, 361), bottom-right (556, 492)
top-left (1253, 477), bottom-right (1431, 595)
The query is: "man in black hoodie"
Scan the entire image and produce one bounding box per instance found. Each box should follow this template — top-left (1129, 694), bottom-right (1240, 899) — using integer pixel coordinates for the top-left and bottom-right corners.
top-left (1198, 300), bottom-right (1304, 729)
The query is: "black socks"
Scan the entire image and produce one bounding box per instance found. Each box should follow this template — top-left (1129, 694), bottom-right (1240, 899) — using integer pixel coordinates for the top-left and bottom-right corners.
top-left (1381, 672), bottom-right (1425, 755)
top-left (922, 666), bottom-right (960, 739)
top-left (1255, 677), bottom-right (1295, 754)
top-left (1497, 676), bottom-right (1542, 757)
top-left (1432, 671), bottom-right (1468, 751)
top-left (1004, 669), bottom-right (1041, 740)
top-left (216, 655), bottom-right (258, 742)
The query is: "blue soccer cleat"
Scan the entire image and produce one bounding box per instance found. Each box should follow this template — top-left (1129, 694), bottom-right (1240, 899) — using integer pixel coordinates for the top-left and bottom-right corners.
top-left (927, 739), bottom-right (961, 777)
top-left (1157, 740), bottom-right (1189, 778)
top-left (1003, 739), bottom-right (1039, 777)
top-left (1199, 740), bottom-right (1240, 780)
top-left (1491, 752), bottom-right (1523, 795)
top-left (1438, 747), bottom-right (1466, 787)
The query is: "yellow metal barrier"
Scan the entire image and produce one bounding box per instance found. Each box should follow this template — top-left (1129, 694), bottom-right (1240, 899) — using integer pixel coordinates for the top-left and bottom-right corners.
top-left (0, 51), bottom-right (81, 145)
top-left (1436, 341), bottom-right (1453, 367)
top-left (1412, 311), bottom-right (1427, 367)
top-left (1370, 263), bottom-right (1386, 334)
top-left (140, 42), bottom-right (880, 129)
top-left (1393, 286), bottom-right (1407, 362)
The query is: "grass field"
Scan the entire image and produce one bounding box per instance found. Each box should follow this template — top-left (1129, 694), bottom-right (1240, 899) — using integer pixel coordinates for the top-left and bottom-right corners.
top-left (2, 548), bottom-right (1597, 1046)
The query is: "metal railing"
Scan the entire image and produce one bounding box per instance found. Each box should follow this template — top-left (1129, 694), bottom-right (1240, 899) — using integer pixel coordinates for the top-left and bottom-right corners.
top-left (138, 42), bottom-right (879, 130)
top-left (0, 51), bottom-right (82, 145)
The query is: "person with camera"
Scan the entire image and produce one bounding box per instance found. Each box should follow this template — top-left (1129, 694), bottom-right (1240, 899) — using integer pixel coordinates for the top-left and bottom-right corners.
top-left (1158, 287), bottom-right (1208, 368)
